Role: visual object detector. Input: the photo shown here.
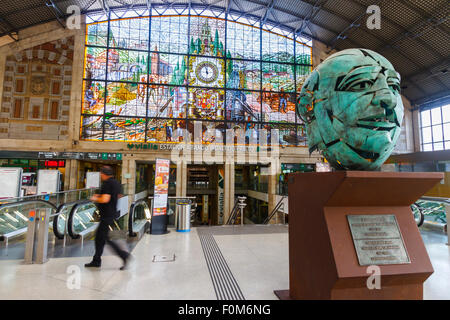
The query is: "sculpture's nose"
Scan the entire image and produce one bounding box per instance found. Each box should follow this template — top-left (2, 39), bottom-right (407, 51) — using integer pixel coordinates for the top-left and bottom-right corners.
top-left (373, 90), bottom-right (396, 110)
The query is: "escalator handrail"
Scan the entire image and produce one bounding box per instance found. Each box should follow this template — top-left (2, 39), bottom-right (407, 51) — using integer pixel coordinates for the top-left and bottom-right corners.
top-left (52, 199), bottom-right (93, 239)
top-left (0, 199), bottom-right (57, 212)
top-left (263, 196), bottom-right (287, 224)
top-left (1, 187), bottom-right (98, 203)
top-left (226, 198), bottom-right (240, 225)
top-left (67, 199), bottom-right (97, 239)
top-left (128, 198), bottom-right (150, 237)
top-left (418, 196), bottom-right (450, 205)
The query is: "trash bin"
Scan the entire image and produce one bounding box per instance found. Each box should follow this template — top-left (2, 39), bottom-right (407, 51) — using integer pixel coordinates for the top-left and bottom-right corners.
top-left (175, 200), bottom-right (191, 232)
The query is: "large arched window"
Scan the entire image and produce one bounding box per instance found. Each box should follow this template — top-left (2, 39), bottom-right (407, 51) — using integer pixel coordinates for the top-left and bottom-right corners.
top-left (80, 7), bottom-right (312, 146)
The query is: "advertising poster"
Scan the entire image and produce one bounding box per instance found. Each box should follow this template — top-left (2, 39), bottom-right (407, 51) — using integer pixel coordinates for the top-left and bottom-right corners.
top-left (153, 158), bottom-right (170, 216)
top-left (217, 168), bottom-right (224, 224)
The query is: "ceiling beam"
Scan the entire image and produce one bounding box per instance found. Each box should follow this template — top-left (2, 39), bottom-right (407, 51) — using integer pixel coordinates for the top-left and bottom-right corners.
top-left (226, 0), bottom-right (232, 15)
top-left (313, 0), bottom-right (449, 92)
top-left (403, 59), bottom-right (450, 82)
top-left (261, 0), bottom-right (276, 26)
top-left (374, 0), bottom-right (449, 60)
top-left (395, 0), bottom-right (450, 35)
top-left (412, 91), bottom-right (450, 107)
top-left (295, 0), bottom-right (328, 39)
top-left (45, 0), bottom-right (66, 28)
top-left (0, 15), bottom-right (18, 41)
top-left (343, 0), bottom-right (450, 92)
top-left (328, 0), bottom-right (382, 50)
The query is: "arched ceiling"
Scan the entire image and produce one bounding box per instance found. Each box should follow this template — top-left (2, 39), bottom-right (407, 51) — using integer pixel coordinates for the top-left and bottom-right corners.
top-left (0, 0), bottom-right (448, 108)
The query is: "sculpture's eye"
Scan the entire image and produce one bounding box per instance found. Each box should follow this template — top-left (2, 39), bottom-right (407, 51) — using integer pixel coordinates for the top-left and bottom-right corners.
top-left (343, 79), bottom-right (374, 92)
top-left (388, 82), bottom-right (400, 94)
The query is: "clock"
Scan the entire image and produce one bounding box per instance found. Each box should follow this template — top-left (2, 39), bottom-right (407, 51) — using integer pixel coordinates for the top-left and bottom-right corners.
top-left (195, 61), bottom-right (219, 84)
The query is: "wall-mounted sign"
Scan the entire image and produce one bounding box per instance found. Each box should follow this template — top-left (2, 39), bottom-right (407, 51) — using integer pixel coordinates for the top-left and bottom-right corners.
top-left (0, 167), bottom-right (22, 199)
top-left (36, 170), bottom-right (61, 194)
top-left (37, 152), bottom-right (122, 161)
top-left (86, 172), bottom-right (100, 189)
top-left (127, 143), bottom-right (158, 150)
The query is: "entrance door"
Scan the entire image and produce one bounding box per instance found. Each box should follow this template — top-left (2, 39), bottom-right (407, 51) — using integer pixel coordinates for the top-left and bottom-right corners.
top-left (187, 165), bottom-right (219, 225)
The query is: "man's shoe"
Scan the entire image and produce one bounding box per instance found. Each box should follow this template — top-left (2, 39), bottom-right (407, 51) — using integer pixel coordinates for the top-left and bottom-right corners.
top-left (85, 261), bottom-right (101, 268)
top-left (120, 254), bottom-right (132, 270)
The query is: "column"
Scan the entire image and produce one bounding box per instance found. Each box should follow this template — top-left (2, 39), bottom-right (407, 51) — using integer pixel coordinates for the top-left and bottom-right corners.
top-left (121, 158), bottom-right (136, 202)
top-left (67, 159), bottom-right (78, 190)
top-left (176, 160), bottom-right (187, 198)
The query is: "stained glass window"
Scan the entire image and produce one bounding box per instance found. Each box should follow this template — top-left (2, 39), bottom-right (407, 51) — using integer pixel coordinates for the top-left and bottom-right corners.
top-left (262, 62), bottom-right (295, 92)
top-left (226, 59), bottom-right (261, 90)
top-left (109, 17), bottom-right (150, 50)
top-left (226, 90), bottom-right (261, 122)
top-left (189, 17), bottom-right (225, 57)
top-left (82, 80), bottom-right (105, 114)
top-left (151, 16), bottom-right (189, 54)
top-left (82, 10), bottom-right (313, 146)
top-left (262, 30), bottom-right (294, 63)
top-left (80, 115), bottom-right (103, 141)
top-left (103, 117), bottom-right (146, 141)
top-left (226, 21), bottom-right (260, 60)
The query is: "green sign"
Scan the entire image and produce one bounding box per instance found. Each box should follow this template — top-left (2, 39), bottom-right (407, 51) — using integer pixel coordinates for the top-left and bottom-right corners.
top-left (127, 143), bottom-right (158, 150)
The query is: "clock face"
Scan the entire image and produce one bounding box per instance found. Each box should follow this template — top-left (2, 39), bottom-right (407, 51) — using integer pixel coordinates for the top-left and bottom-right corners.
top-left (195, 61), bottom-right (219, 84)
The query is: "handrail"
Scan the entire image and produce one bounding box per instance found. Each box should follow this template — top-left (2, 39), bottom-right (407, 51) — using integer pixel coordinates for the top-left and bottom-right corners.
top-left (128, 198), bottom-right (151, 237)
top-left (0, 199), bottom-right (57, 211)
top-left (1, 188), bottom-right (98, 203)
top-left (263, 196), bottom-right (287, 224)
top-left (419, 196), bottom-right (450, 205)
top-left (67, 200), bottom-right (97, 239)
top-left (226, 198), bottom-right (240, 225)
top-left (52, 199), bottom-right (93, 239)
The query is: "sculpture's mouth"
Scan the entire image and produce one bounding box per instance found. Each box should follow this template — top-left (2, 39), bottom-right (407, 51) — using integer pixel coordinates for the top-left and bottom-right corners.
top-left (356, 115), bottom-right (397, 132)
top-left (346, 143), bottom-right (380, 161)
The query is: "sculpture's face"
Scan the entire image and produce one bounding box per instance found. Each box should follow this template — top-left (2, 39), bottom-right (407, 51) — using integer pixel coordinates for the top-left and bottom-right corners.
top-left (297, 49), bottom-right (404, 170)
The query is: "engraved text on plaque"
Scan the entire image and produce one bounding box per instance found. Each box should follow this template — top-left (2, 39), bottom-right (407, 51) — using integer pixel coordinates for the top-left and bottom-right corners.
top-left (347, 215), bottom-right (410, 266)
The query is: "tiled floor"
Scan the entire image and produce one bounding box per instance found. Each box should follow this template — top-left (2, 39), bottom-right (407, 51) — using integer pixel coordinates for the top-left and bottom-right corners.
top-left (0, 225), bottom-right (448, 300)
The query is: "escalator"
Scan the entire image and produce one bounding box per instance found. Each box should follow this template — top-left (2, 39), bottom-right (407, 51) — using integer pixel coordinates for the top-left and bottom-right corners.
top-left (128, 199), bottom-right (151, 237)
top-left (0, 200), bottom-right (57, 245)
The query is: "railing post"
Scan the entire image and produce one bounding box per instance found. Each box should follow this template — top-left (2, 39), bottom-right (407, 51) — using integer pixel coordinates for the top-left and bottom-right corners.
top-left (34, 208), bottom-right (50, 264)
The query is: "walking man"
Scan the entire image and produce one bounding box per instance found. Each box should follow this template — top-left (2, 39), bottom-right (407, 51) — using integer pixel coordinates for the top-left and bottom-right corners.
top-left (85, 166), bottom-right (131, 270)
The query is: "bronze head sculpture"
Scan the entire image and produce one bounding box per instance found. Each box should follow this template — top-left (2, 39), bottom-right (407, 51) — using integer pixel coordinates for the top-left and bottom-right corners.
top-left (297, 48), bottom-right (404, 170)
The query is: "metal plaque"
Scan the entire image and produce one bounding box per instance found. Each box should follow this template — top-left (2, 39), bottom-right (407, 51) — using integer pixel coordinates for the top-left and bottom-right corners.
top-left (347, 215), bottom-right (410, 266)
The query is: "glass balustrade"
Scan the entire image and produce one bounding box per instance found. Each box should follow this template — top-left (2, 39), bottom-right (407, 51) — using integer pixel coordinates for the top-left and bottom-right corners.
top-left (69, 202), bottom-right (99, 238)
top-left (415, 199), bottom-right (448, 225)
top-left (0, 201), bottom-right (56, 239)
top-left (129, 200), bottom-right (151, 236)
